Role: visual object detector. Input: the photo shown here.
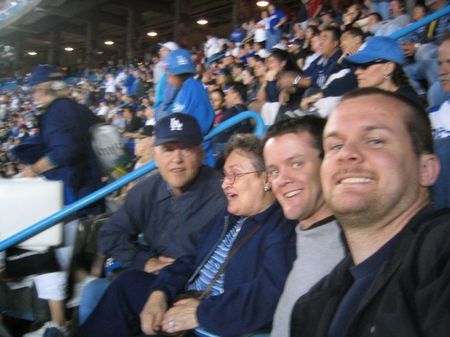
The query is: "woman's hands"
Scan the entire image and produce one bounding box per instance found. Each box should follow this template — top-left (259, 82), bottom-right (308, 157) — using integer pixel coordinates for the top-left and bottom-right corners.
top-left (140, 292), bottom-right (201, 335)
top-left (162, 298), bottom-right (201, 334)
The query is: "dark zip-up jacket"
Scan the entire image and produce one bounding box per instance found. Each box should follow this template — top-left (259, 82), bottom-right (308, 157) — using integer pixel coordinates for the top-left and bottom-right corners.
top-left (291, 206), bottom-right (450, 337)
top-left (152, 202), bottom-right (297, 337)
top-left (98, 166), bottom-right (226, 270)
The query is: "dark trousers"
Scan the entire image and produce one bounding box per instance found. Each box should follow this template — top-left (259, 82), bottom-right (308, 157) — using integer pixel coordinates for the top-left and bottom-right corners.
top-left (75, 270), bottom-right (157, 337)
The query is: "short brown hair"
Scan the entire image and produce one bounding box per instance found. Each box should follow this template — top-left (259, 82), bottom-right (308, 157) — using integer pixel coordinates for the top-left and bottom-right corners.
top-left (341, 87), bottom-right (433, 155)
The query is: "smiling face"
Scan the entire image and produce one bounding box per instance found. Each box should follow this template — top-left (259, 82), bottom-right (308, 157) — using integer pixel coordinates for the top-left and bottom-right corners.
top-left (321, 94), bottom-right (434, 227)
top-left (264, 132), bottom-right (329, 227)
top-left (222, 150), bottom-right (273, 217)
top-left (154, 142), bottom-right (204, 196)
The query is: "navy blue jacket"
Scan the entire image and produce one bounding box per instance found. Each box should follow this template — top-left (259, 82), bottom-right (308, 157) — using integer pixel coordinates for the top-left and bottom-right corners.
top-left (291, 206), bottom-right (450, 337)
top-left (152, 202), bottom-right (297, 337)
top-left (39, 98), bottom-right (102, 208)
top-left (98, 166), bottom-right (227, 270)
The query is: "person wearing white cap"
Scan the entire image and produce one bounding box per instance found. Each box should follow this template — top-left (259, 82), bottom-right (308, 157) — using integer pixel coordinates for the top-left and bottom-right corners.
top-left (153, 41), bottom-right (179, 85)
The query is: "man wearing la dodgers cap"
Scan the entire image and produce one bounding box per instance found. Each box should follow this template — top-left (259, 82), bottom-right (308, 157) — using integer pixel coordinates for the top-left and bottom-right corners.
top-left (78, 112), bottom-right (226, 323)
top-left (163, 48), bottom-right (216, 166)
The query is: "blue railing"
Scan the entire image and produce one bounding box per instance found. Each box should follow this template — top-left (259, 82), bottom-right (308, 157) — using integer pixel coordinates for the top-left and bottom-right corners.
top-left (0, 111), bottom-right (265, 251)
top-left (1, 5), bottom-right (449, 251)
top-left (389, 5), bottom-right (450, 40)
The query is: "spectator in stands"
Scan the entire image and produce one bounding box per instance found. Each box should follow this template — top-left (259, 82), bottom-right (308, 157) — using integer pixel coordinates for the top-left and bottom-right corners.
top-left (153, 41), bottom-right (179, 118)
top-left (374, 0), bottom-right (410, 36)
top-left (263, 117), bottom-right (346, 337)
top-left (290, 27), bottom-right (357, 117)
top-left (255, 9), bottom-right (270, 45)
top-left (291, 87), bottom-right (449, 337)
top-left (345, 36), bottom-right (421, 104)
top-left (76, 133), bottom-right (296, 337)
top-left (22, 65), bottom-right (102, 210)
top-left (165, 49), bottom-right (214, 134)
top-left (129, 69), bottom-right (146, 99)
top-left (339, 27), bottom-right (365, 60)
top-left (266, 3), bottom-right (288, 50)
top-left (402, 0), bottom-right (449, 102)
top-left (122, 105), bottom-right (143, 134)
top-left (214, 68), bottom-right (233, 92)
top-left (78, 113), bottom-right (226, 324)
top-left (241, 66), bottom-right (259, 104)
top-left (430, 35), bottom-right (450, 209)
top-left (428, 34), bottom-right (450, 138)
top-left (370, 0), bottom-right (390, 21)
top-left (17, 65), bottom-right (103, 337)
top-left (212, 82), bottom-right (252, 149)
top-left (259, 49), bottom-right (299, 124)
top-left (210, 89), bottom-right (225, 127)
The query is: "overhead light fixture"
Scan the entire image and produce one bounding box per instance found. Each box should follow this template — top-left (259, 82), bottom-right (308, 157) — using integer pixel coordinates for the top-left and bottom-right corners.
top-left (97, 50), bottom-right (104, 55)
top-left (27, 51), bottom-right (37, 56)
top-left (104, 40), bottom-right (114, 46)
top-left (197, 19), bottom-right (208, 25)
top-left (256, 1), bottom-right (269, 7)
top-left (147, 31), bottom-right (158, 37)
top-left (64, 47), bottom-right (74, 52)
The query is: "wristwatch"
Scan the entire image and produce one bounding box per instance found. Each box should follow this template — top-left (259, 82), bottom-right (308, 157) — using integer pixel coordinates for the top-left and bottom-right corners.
top-left (292, 75), bottom-right (302, 87)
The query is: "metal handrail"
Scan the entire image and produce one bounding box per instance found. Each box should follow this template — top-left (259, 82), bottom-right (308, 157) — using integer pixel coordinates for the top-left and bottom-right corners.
top-left (2, 4), bottom-right (449, 251)
top-left (389, 5), bottom-right (450, 40)
top-left (0, 111), bottom-right (265, 251)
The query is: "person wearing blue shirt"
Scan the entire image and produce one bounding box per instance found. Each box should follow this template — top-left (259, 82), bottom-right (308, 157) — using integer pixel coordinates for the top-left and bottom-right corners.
top-left (266, 4), bottom-right (287, 51)
top-left (164, 48), bottom-right (216, 166)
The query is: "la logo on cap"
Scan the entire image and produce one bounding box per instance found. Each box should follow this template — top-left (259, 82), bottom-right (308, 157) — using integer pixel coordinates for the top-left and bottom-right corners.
top-left (170, 117), bottom-right (183, 131)
top-left (176, 55), bottom-right (189, 66)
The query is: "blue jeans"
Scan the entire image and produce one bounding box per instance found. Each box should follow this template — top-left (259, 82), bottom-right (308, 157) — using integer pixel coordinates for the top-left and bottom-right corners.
top-left (76, 270), bottom-right (156, 337)
top-left (266, 29), bottom-right (282, 51)
top-left (78, 278), bottom-right (110, 325)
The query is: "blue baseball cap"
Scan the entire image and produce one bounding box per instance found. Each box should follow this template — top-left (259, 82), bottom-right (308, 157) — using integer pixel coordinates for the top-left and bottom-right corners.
top-left (165, 49), bottom-right (196, 75)
top-left (345, 36), bottom-right (405, 65)
top-left (28, 65), bottom-right (64, 86)
top-left (154, 113), bottom-right (202, 146)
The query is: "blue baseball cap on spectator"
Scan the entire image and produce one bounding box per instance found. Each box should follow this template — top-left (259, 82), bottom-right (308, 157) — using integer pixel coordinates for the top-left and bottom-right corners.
top-left (345, 36), bottom-right (405, 65)
top-left (28, 65), bottom-right (64, 86)
top-left (165, 49), bottom-right (196, 75)
top-left (154, 113), bottom-right (202, 146)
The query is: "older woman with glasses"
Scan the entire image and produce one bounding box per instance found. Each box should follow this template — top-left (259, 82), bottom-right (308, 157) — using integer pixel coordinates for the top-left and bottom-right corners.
top-left (76, 134), bottom-right (296, 337)
top-left (345, 36), bottom-right (422, 105)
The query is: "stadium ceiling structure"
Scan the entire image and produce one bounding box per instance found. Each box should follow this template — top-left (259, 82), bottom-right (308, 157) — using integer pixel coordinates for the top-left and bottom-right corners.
top-left (0, 0), bottom-right (298, 69)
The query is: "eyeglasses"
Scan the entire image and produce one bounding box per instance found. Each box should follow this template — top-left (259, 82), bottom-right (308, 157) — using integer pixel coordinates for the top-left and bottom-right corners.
top-left (356, 60), bottom-right (387, 70)
top-left (221, 170), bottom-right (264, 184)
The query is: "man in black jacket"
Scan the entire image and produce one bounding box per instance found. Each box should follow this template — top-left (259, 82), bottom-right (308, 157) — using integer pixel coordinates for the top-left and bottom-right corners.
top-left (291, 88), bottom-right (450, 337)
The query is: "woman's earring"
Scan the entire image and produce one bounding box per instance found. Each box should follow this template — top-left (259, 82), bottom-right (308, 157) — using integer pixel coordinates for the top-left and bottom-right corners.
top-left (264, 184), bottom-right (271, 192)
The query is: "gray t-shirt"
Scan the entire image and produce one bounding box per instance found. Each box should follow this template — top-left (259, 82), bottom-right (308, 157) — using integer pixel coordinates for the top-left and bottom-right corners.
top-left (270, 217), bottom-right (346, 337)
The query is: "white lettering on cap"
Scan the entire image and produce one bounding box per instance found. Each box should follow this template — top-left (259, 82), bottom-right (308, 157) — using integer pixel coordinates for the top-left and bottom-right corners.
top-left (176, 55), bottom-right (189, 66)
top-left (170, 117), bottom-right (183, 131)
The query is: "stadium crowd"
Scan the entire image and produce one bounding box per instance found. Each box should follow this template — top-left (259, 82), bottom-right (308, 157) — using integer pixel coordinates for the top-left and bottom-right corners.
top-left (0, 0), bottom-right (450, 336)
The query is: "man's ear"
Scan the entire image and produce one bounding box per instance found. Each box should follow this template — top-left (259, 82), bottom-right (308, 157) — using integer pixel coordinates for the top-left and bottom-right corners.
top-left (419, 154), bottom-right (440, 187)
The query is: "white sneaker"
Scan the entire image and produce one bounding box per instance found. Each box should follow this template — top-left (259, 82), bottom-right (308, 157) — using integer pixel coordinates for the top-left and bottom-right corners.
top-left (22, 322), bottom-right (67, 337)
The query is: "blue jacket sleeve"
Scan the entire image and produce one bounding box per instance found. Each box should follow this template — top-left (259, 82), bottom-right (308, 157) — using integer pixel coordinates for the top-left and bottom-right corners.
top-left (98, 183), bottom-right (155, 270)
top-left (197, 237), bottom-right (295, 336)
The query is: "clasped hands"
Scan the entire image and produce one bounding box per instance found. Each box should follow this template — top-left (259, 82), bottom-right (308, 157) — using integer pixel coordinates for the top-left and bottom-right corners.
top-left (140, 291), bottom-right (201, 335)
